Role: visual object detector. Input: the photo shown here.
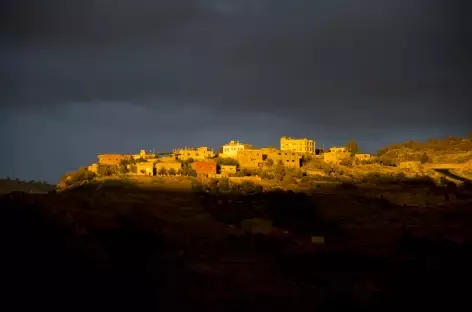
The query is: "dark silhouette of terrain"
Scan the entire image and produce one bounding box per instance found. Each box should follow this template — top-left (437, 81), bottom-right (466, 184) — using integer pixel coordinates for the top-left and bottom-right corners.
top-left (2, 182), bottom-right (472, 311)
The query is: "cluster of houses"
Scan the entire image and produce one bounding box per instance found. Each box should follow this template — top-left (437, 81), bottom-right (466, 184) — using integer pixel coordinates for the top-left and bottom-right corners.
top-left (89, 136), bottom-right (373, 177)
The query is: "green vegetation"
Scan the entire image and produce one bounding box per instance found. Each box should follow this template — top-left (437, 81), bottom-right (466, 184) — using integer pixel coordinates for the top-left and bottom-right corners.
top-left (192, 178), bottom-right (263, 195)
top-left (0, 178), bottom-right (54, 194)
top-left (60, 167), bottom-right (97, 187)
top-left (304, 158), bottom-right (334, 174)
top-left (216, 157), bottom-right (239, 166)
top-left (179, 160), bottom-right (197, 177)
top-left (98, 165), bottom-right (115, 176)
top-left (158, 167), bottom-right (167, 176)
top-left (377, 135), bottom-right (472, 164)
top-left (420, 152), bottom-right (430, 164)
top-left (345, 140), bottom-right (361, 156)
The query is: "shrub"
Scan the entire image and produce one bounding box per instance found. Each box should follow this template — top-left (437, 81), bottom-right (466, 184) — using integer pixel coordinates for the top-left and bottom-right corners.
top-left (168, 168), bottom-right (176, 176)
top-left (217, 157), bottom-right (239, 166)
top-left (217, 177), bottom-right (231, 192)
top-left (118, 165), bottom-right (128, 174)
top-left (192, 178), bottom-right (263, 195)
top-left (61, 167), bottom-right (96, 186)
top-left (265, 159), bottom-right (274, 167)
top-left (206, 178), bottom-right (219, 190)
top-left (300, 176), bottom-right (311, 183)
top-left (97, 165), bottom-right (117, 176)
top-left (333, 167), bottom-right (345, 175)
top-left (345, 140), bottom-right (361, 156)
top-left (274, 164), bottom-right (286, 181)
top-left (237, 181), bottom-right (263, 195)
top-left (339, 158), bottom-right (353, 167)
top-left (283, 172), bottom-right (295, 184)
top-left (420, 153), bottom-right (430, 164)
top-left (158, 167), bottom-right (168, 176)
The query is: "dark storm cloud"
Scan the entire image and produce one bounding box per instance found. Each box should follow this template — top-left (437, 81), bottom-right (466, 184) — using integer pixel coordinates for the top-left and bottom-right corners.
top-left (2, 0), bottom-right (471, 128)
top-left (2, 0), bottom-right (472, 182)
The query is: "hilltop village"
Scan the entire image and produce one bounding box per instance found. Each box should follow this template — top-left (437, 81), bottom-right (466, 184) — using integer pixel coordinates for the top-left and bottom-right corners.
top-left (57, 134), bottom-right (472, 190)
top-left (87, 136), bottom-right (370, 178)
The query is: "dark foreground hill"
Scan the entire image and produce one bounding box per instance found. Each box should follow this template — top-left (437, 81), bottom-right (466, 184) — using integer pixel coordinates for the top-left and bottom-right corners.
top-left (0, 178), bottom-right (54, 195)
top-left (2, 181), bottom-right (472, 311)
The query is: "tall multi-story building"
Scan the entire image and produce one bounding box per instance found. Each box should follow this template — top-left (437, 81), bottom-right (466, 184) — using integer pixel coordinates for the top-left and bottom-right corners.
top-left (280, 136), bottom-right (315, 155)
top-left (220, 140), bottom-right (252, 158)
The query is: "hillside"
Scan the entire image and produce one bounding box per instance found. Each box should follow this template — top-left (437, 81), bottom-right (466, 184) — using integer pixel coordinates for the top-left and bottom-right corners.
top-left (0, 179), bottom-right (55, 195)
top-left (377, 136), bottom-right (472, 164)
top-left (2, 176), bottom-right (472, 311)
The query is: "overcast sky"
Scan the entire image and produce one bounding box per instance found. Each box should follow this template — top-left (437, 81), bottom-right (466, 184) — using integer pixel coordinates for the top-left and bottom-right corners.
top-left (1, 0), bottom-right (471, 183)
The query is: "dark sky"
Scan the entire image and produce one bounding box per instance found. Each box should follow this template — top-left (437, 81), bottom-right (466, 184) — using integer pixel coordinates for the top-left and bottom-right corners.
top-left (1, 0), bottom-right (471, 183)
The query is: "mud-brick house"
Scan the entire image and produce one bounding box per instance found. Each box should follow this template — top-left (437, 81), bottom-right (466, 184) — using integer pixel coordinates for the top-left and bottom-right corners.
top-left (323, 147), bottom-right (351, 165)
top-left (97, 154), bottom-right (130, 165)
top-left (173, 146), bottom-right (215, 161)
top-left (265, 150), bottom-right (302, 168)
top-left (237, 149), bottom-right (264, 169)
top-left (355, 153), bottom-right (372, 161)
top-left (136, 162), bottom-right (154, 176)
top-left (220, 165), bottom-right (237, 176)
top-left (192, 161), bottom-right (217, 176)
top-left (155, 162), bottom-right (182, 174)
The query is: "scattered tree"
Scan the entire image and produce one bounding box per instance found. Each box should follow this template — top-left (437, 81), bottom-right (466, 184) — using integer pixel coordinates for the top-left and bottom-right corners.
top-left (345, 140), bottom-right (361, 156)
top-left (420, 153), bottom-right (430, 164)
top-left (98, 165), bottom-right (115, 176)
top-left (217, 157), bottom-right (239, 167)
top-left (158, 167), bottom-right (168, 176)
top-left (61, 167), bottom-right (96, 186)
top-left (168, 168), bottom-right (176, 176)
top-left (118, 165), bottom-right (128, 174)
top-left (274, 163), bottom-right (286, 181)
